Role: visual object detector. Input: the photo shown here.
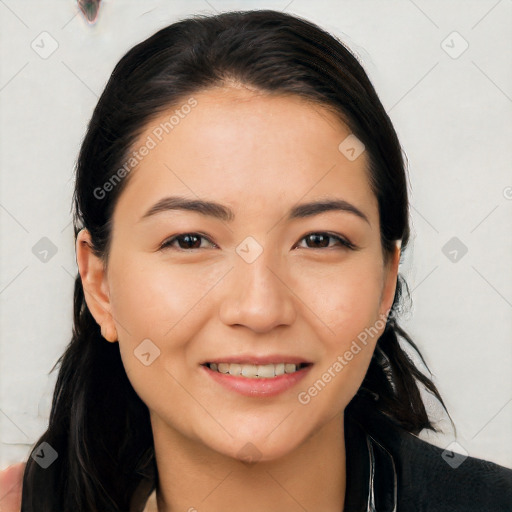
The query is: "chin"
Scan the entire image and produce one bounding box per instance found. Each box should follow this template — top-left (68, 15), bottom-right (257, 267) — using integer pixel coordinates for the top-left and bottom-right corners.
top-left (209, 423), bottom-right (313, 464)
top-left (229, 438), bottom-right (302, 464)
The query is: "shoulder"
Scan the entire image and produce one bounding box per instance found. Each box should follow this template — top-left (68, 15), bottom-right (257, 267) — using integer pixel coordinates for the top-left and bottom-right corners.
top-left (371, 416), bottom-right (512, 511)
top-left (0, 462), bottom-right (24, 512)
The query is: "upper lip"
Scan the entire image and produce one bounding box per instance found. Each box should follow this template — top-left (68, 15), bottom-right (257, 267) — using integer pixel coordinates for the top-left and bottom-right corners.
top-left (201, 355), bottom-right (313, 365)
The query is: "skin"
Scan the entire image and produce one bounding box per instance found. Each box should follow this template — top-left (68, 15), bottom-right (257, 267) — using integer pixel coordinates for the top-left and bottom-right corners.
top-left (73, 85), bottom-right (401, 512)
top-left (0, 462), bottom-right (24, 511)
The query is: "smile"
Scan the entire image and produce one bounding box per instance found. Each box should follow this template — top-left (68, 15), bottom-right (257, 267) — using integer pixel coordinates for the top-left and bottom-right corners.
top-left (204, 362), bottom-right (310, 378)
top-left (201, 361), bottom-right (313, 397)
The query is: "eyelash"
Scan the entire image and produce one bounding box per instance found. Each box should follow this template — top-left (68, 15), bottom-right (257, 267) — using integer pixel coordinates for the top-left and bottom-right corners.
top-left (159, 232), bottom-right (357, 251)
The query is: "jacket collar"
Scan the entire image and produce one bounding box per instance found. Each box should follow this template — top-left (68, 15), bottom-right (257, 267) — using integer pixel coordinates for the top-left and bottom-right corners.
top-left (343, 411), bottom-right (398, 512)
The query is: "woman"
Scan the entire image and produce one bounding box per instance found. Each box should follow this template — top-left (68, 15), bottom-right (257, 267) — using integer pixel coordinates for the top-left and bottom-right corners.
top-left (2, 9), bottom-right (510, 512)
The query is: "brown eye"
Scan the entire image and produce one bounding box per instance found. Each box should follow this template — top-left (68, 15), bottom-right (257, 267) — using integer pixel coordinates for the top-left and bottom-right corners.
top-left (297, 232), bottom-right (355, 250)
top-left (160, 233), bottom-right (216, 250)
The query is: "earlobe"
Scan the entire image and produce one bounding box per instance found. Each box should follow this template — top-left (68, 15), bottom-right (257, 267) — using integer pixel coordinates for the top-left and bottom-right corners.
top-left (76, 229), bottom-right (118, 342)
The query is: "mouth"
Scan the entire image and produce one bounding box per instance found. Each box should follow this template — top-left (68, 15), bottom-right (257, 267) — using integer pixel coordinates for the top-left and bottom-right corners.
top-left (201, 361), bottom-right (312, 379)
top-left (200, 359), bottom-right (313, 397)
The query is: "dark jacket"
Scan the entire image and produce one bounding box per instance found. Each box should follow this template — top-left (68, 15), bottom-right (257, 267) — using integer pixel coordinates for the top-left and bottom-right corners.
top-left (343, 405), bottom-right (512, 511)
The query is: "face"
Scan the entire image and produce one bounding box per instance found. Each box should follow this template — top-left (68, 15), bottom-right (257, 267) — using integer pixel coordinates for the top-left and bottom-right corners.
top-left (77, 85), bottom-right (400, 462)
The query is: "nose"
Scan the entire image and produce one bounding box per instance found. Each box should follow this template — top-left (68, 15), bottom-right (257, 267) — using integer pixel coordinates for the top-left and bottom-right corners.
top-left (219, 251), bottom-right (296, 334)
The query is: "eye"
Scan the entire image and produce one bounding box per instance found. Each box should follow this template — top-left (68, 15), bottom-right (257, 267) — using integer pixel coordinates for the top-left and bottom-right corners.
top-left (159, 233), bottom-right (217, 251)
top-left (159, 231), bottom-right (356, 252)
top-left (295, 232), bottom-right (356, 250)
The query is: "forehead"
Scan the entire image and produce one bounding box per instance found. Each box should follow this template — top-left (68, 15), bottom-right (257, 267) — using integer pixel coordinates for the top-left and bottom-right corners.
top-left (113, 86), bottom-right (378, 226)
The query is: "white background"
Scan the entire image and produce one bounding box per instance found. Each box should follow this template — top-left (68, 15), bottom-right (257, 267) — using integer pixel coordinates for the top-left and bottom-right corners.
top-left (1, 0), bottom-right (511, 470)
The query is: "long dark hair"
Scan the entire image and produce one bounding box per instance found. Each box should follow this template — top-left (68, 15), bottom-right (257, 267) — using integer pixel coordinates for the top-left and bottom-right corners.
top-left (21, 9), bottom-right (450, 511)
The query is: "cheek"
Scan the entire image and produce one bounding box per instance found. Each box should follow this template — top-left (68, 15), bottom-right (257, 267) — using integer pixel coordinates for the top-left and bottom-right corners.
top-left (106, 254), bottom-right (227, 399)
top-left (106, 254), bottom-right (206, 426)
top-left (293, 258), bottom-right (384, 409)
top-left (108, 253), bottom-right (225, 338)
top-left (296, 256), bottom-right (385, 342)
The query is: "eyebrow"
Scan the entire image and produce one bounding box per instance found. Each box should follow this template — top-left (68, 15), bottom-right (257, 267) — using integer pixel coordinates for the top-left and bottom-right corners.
top-left (139, 195), bottom-right (370, 225)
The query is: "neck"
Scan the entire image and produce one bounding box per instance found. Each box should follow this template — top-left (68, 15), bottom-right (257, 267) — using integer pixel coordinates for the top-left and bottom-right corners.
top-left (150, 412), bottom-right (346, 512)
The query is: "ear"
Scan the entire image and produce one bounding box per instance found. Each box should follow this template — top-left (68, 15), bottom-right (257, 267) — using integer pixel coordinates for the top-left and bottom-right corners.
top-left (76, 228), bottom-right (118, 342)
top-left (378, 242), bottom-right (401, 318)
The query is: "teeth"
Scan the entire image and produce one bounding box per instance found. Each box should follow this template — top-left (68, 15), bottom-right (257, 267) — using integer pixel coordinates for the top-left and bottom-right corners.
top-left (241, 365), bottom-right (258, 377)
top-left (229, 363), bottom-right (242, 376)
top-left (257, 364), bottom-right (275, 378)
top-left (284, 363), bottom-right (296, 373)
top-left (218, 363), bottom-right (230, 374)
top-left (208, 362), bottom-right (306, 378)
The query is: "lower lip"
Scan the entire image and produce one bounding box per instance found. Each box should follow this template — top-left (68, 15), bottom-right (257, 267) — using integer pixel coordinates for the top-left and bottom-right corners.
top-left (201, 364), bottom-right (313, 397)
